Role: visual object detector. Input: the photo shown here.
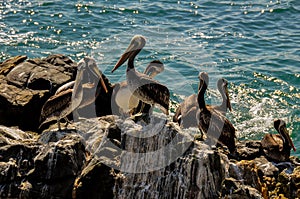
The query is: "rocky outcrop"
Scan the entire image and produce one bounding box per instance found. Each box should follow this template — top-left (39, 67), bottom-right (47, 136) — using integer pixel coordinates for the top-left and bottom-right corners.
top-left (0, 115), bottom-right (300, 199)
top-left (0, 54), bottom-right (77, 131)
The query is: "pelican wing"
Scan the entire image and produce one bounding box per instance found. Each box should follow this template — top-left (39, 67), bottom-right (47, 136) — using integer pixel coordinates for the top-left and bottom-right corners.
top-left (198, 109), bottom-right (236, 152)
top-left (40, 89), bottom-right (72, 122)
top-left (134, 74), bottom-right (170, 113)
top-left (261, 134), bottom-right (283, 151)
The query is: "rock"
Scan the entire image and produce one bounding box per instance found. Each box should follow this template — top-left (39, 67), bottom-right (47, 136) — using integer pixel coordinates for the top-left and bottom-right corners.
top-left (112, 115), bottom-right (227, 199)
top-left (73, 157), bottom-right (116, 199)
top-left (6, 54), bottom-right (76, 91)
top-left (0, 115), bottom-right (300, 198)
top-left (291, 166), bottom-right (300, 198)
top-left (0, 54), bottom-right (115, 131)
top-left (253, 156), bottom-right (279, 177)
top-left (0, 54), bottom-right (78, 131)
top-left (228, 160), bottom-right (263, 192)
top-left (221, 178), bottom-right (264, 199)
top-left (235, 140), bottom-right (263, 160)
top-left (0, 55), bottom-right (27, 76)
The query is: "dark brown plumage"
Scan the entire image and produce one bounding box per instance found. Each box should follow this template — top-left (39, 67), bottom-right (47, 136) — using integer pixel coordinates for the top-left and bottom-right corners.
top-left (173, 75), bottom-right (232, 128)
top-left (39, 57), bottom-right (107, 130)
top-left (261, 119), bottom-right (296, 162)
top-left (197, 72), bottom-right (236, 153)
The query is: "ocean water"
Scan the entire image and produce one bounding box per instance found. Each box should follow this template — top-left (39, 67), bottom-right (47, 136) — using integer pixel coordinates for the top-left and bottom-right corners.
top-left (0, 0), bottom-right (299, 156)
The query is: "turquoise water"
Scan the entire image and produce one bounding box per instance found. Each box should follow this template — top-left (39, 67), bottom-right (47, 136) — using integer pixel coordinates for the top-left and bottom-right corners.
top-left (1, 1), bottom-right (299, 155)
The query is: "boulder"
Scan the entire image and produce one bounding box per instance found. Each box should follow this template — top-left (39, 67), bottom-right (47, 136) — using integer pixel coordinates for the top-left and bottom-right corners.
top-left (0, 54), bottom-right (77, 131)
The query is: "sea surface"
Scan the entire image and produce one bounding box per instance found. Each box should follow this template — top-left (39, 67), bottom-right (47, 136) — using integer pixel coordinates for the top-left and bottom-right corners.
top-left (1, 0), bottom-right (299, 156)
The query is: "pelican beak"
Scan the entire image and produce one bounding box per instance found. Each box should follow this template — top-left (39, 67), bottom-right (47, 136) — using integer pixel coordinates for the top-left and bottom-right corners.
top-left (111, 43), bottom-right (138, 73)
top-left (225, 86), bottom-right (232, 112)
top-left (111, 51), bottom-right (133, 73)
top-left (111, 35), bottom-right (146, 73)
top-left (89, 63), bottom-right (108, 93)
top-left (73, 61), bottom-right (85, 92)
top-left (281, 126), bottom-right (296, 152)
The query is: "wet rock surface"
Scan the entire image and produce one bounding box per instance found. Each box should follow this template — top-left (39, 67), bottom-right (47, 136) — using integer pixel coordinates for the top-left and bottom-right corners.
top-left (0, 115), bottom-right (299, 198)
top-left (0, 55), bottom-right (299, 198)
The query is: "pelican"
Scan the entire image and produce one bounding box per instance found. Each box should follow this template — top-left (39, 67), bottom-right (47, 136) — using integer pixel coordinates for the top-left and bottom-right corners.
top-left (111, 35), bottom-right (169, 115)
top-left (173, 76), bottom-right (232, 128)
top-left (112, 60), bottom-right (164, 117)
top-left (135, 60), bottom-right (165, 115)
top-left (39, 57), bottom-right (108, 130)
top-left (261, 119), bottom-right (296, 162)
top-left (207, 78), bottom-right (232, 116)
top-left (197, 72), bottom-right (236, 153)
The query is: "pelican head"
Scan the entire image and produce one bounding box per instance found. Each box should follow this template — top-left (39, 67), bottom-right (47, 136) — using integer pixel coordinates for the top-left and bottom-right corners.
top-left (217, 78), bottom-right (232, 112)
top-left (75, 57), bottom-right (108, 93)
top-left (198, 72), bottom-right (209, 89)
top-left (274, 119), bottom-right (296, 152)
top-left (143, 60), bottom-right (164, 78)
top-left (111, 35), bottom-right (146, 73)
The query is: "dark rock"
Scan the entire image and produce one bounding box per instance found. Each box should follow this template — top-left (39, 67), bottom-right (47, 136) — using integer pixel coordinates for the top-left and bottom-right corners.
top-left (0, 54), bottom-right (78, 131)
top-left (0, 54), bottom-right (114, 131)
top-left (253, 156), bottom-right (279, 177)
top-left (235, 140), bottom-right (263, 160)
top-left (0, 115), bottom-right (299, 198)
top-left (0, 75), bottom-right (49, 130)
top-left (73, 157), bottom-right (116, 199)
top-left (221, 178), bottom-right (264, 199)
top-left (228, 160), bottom-right (263, 191)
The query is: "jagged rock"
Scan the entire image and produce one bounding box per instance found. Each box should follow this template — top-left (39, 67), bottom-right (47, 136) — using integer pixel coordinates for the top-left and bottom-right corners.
top-left (0, 125), bottom-right (35, 146)
top-left (221, 178), bottom-right (264, 199)
top-left (235, 140), bottom-right (263, 160)
top-left (253, 156), bottom-right (279, 177)
top-left (112, 115), bottom-right (227, 199)
top-left (291, 166), bottom-right (300, 197)
top-left (228, 160), bottom-right (263, 192)
top-left (73, 157), bottom-right (116, 199)
top-left (0, 54), bottom-right (77, 131)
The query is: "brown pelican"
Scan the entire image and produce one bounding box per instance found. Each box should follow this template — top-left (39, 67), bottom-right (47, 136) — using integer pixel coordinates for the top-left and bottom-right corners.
top-left (39, 57), bottom-right (108, 130)
top-left (112, 60), bottom-right (164, 115)
top-left (112, 60), bottom-right (164, 116)
top-left (136, 60), bottom-right (165, 114)
top-left (261, 119), bottom-right (296, 162)
top-left (197, 72), bottom-right (236, 153)
top-left (207, 78), bottom-right (232, 115)
top-left (173, 76), bottom-right (232, 128)
top-left (111, 35), bottom-right (169, 115)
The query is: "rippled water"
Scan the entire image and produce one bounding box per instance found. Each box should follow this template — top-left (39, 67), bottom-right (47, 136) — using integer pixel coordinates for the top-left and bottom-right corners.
top-left (1, 0), bottom-right (299, 156)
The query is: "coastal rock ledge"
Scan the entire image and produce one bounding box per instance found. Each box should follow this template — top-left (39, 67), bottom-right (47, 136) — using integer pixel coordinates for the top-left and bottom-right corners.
top-left (0, 55), bottom-right (299, 199)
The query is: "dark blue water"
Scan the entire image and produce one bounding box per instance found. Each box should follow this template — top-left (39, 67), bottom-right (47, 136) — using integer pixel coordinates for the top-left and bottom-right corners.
top-left (1, 0), bottom-right (299, 155)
